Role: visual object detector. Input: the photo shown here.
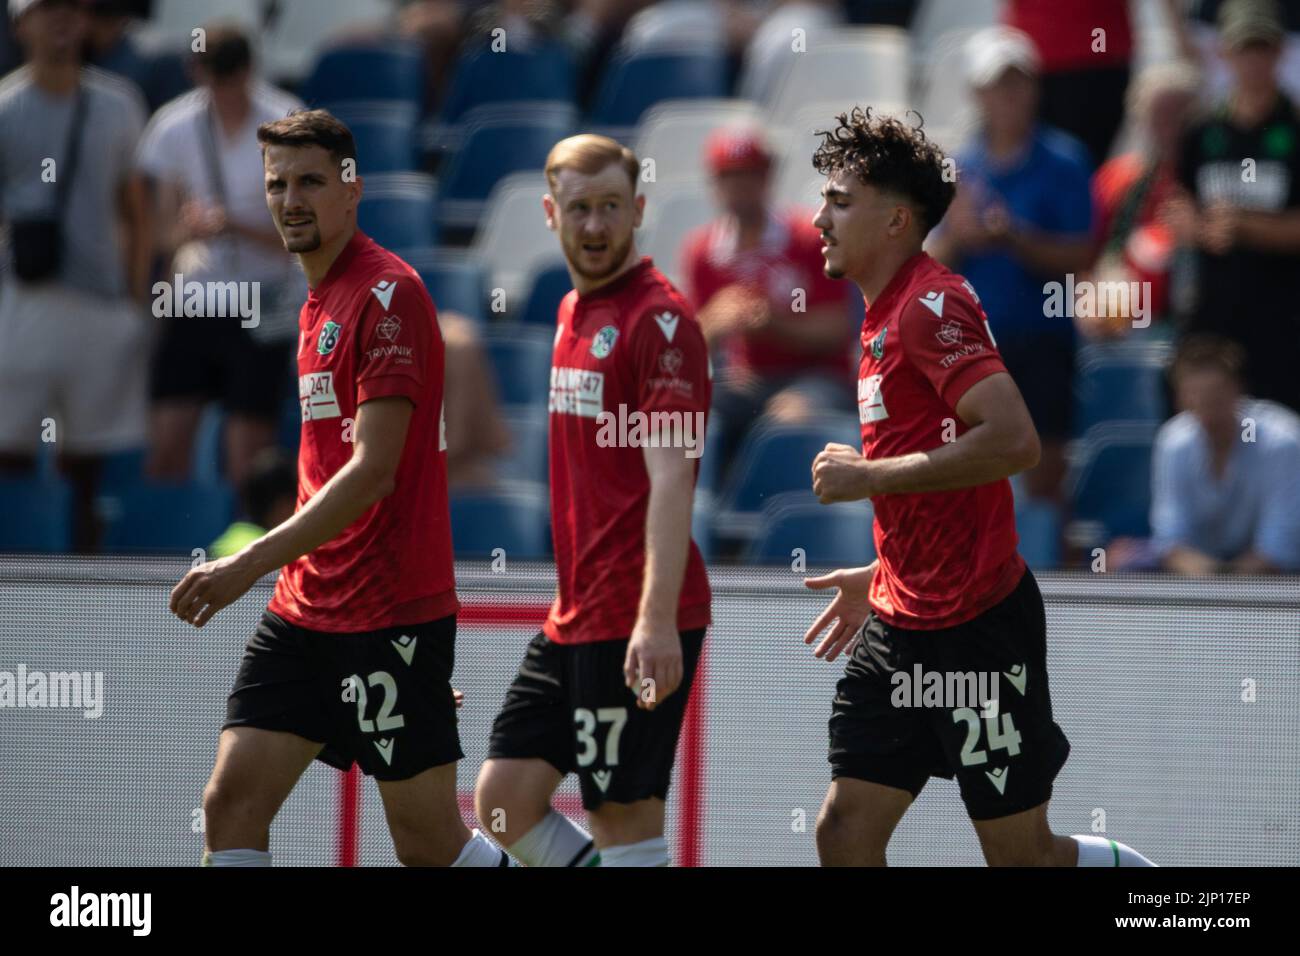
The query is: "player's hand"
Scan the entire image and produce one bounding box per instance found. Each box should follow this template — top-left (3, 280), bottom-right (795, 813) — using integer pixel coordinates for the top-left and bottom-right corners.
top-left (812, 443), bottom-right (874, 502)
top-left (623, 618), bottom-right (683, 711)
top-left (1201, 202), bottom-right (1239, 254)
top-left (169, 553), bottom-right (263, 628)
top-left (802, 564), bottom-right (877, 662)
top-left (453, 688), bottom-right (464, 709)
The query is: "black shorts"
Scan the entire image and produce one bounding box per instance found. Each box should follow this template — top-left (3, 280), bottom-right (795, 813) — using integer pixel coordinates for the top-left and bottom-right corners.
top-left (999, 335), bottom-right (1075, 442)
top-left (828, 569), bottom-right (1070, 821)
top-left (150, 317), bottom-right (290, 419)
top-left (487, 629), bottom-right (707, 811)
top-left (223, 610), bottom-right (464, 781)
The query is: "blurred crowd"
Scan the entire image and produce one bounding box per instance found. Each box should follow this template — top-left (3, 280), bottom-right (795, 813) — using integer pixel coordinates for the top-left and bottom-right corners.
top-left (1, 0), bottom-right (1298, 573)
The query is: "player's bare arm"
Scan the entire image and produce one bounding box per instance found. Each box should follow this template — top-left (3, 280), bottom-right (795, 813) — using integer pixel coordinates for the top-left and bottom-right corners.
top-left (812, 371), bottom-right (1039, 502)
top-left (801, 562), bottom-right (879, 662)
top-left (624, 442), bottom-right (695, 711)
top-left (169, 396), bottom-right (413, 627)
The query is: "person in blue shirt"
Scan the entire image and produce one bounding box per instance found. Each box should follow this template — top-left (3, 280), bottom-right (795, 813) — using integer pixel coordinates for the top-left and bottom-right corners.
top-left (1151, 334), bottom-right (1300, 574)
top-left (930, 26), bottom-right (1094, 508)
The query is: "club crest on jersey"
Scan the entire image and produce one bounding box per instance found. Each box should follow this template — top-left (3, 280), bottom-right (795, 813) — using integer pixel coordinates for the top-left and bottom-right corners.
top-left (870, 327), bottom-right (887, 360)
top-left (590, 325), bottom-right (619, 359)
top-left (317, 320), bottom-right (342, 355)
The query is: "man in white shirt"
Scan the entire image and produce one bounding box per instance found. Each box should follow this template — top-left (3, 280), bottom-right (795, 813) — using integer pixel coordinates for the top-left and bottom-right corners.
top-left (137, 24), bottom-right (302, 487)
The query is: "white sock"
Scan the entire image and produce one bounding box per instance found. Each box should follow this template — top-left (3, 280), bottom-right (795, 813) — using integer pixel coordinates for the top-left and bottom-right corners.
top-left (451, 828), bottom-right (511, 867)
top-left (510, 810), bottom-right (600, 867)
top-left (1072, 835), bottom-right (1156, 867)
top-left (599, 835), bottom-right (669, 867)
top-left (202, 849), bottom-right (271, 867)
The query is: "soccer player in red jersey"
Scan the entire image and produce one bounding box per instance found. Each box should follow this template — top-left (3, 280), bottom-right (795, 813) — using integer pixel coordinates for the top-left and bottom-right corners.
top-left (475, 135), bottom-right (712, 867)
top-left (802, 107), bottom-right (1153, 867)
top-left (168, 110), bottom-right (507, 867)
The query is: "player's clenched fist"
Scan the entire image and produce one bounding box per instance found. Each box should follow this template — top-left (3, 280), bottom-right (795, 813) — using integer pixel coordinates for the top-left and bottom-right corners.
top-left (811, 443), bottom-right (874, 503)
top-left (169, 554), bottom-right (263, 628)
top-left (624, 619), bottom-right (684, 711)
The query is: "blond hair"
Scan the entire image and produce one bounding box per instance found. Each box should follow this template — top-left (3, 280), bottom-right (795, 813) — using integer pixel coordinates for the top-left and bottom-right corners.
top-left (544, 134), bottom-right (639, 196)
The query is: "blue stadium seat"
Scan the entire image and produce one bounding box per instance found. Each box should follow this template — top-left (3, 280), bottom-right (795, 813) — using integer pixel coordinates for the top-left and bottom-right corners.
top-left (192, 403), bottom-right (224, 485)
top-left (745, 492), bottom-right (875, 566)
top-left (692, 491), bottom-right (717, 561)
top-left (357, 173), bottom-right (438, 249)
top-left (1069, 423), bottom-right (1158, 540)
top-left (396, 248), bottom-right (488, 322)
top-left (343, 110), bottom-right (420, 174)
top-left (519, 262), bottom-right (572, 326)
top-left (495, 407), bottom-right (548, 485)
top-left (450, 485), bottom-right (550, 558)
top-left (300, 43), bottom-right (426, 111)
top-left (99, 447), bottom-right (147, 494)
top-left (1015, 499), bottom-right (1061, 570)
top-left (719, 417), bottom-right (862, 515)
top-left (485, 326), bottom-right (554, 408)
top-left (1073, 345), bottom-right (1170, 438)
top-left (102, 481), bottom-right (235, 555)
top-left (0, 478), bottom-right (72, 552)
top-left (591, 51), bottom-right (728, 127)
top-left (695, 419), bottom-right (723, 496)
top-left (436, 105), bottom-right (575, 230)
top-left (438, 43), bottom-right (575, 123)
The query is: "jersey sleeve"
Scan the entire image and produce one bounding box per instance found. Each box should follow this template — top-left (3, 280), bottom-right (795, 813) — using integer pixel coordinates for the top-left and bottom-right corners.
top-left (629, 301), bottom-right (710, 417)
top-left (355, 274), bottom-right (438, 407)
top-left (899, 283), bottom-right (1007, 411)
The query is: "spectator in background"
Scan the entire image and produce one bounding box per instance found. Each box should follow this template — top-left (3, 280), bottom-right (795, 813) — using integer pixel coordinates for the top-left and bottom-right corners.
top-left (82, 0), bottom-right (191, 113)
top-left (1080, 59), bottom-right (1201, 340)
top-left (136, 24), bottom-right (303, 488)
top-left (1006, 0), bottom-right (1194, 167)
top-left (1150, 334), bottom-right (1300, 575)
top-left (681, 126), bottom-right (853, 470)
top-left (1188, 0), bottom-right (1300, 100)
top-left (1165, 0), bottom-right (1300, 415)
top-left (0, 0), bottom-right (151, 550)
top-left (209, 445), bottom-right (297, 558)
top-left (928, 27), bottom-right (1093, 506)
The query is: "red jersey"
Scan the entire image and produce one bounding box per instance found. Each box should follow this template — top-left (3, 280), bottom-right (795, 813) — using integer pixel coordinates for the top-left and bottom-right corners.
top-left (1007, 0), bottom-right (1132, 71)
top-left (682, 209), bottom-right (850, 378)
top-left (268, 230), bottom-right (459, 632)
top-left (858, 252), bottom-right (1024, 629)
top-left (545, 256), bottom-right (712, 645)
top-left (1092, 154), bottom-right (1177, 317)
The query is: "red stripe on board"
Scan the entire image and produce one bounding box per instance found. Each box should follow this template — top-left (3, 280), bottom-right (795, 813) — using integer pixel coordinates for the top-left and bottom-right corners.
top-left (337, 764), bottom-right (361, 867)
top-left (676, 643), bottom-right (707, 867)
top-left (457, 602), bottom-right (552, 627)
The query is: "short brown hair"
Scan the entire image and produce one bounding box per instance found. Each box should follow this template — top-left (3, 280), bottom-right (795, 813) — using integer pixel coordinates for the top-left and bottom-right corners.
top-left (257, 109), bottom-right (357, 170)
top-left (544, 134), bottom-right (639, 196)
top-left (812, 106), bottom-right (955, 235)
top-left (1171, 333), bottom-right (1246, 385)
top-left (193, 22), bottom-right (252, 78)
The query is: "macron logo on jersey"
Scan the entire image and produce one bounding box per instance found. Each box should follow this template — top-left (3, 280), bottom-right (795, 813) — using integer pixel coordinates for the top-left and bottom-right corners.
top-left (919, 291), bottom-right (945, 317)
top-left (653, 311), bottom-right (679, 342)
top-left (371, 280), bottom-right (396, 311)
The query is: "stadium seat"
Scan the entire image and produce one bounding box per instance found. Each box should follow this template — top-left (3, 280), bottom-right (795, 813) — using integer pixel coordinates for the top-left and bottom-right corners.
top-left (396, 248), bottom-right (489, 322)
top-left (484, 326), bottom-right (554, 408)
top-left (518, 262), bottom-right (573, 326)
top-left (0, 478), bottom-right (72, 552)
top-left (101, 481), bottom-right (235, 555)
top-left (154, 0), bottom-right (262, 37)
top-left (639, 183), bottom-right (716, 288)
top-left (494, 406), bottom-right (548, 485)
top-left (262, 0), bottom-right (397, 81)
top-left (634, 99), bottom-right (764, 185)
top-left (692, 490), bottom-right (718, 561)
top-left (620, 0), bottom-right (727, 55)
top-left (914, 28), bottom-right (982, 140)
top-left (436, 105), bottom-right (576, 231)
top-left (1069, 422), bottom-right (1159, 540)
top-left (590, 51), bottom-right (728, 129)
top-left (1074, 343), bottom-right (1171, 438)
top-left (357, 173), bottom-right (437, 249)
top-left (745, 492), bottom-right (875, 566)
top-left (1015, 499), bottom-right (1062, 570)
top-left (717, 417), bottom-right (863, 536)
top-left (192, 403), bottom-right (224, 485)
top-left (695, 416), bottom-right (724, 496)
top-left (437, 42), bottom-right (576, 125)
top-left (332, 103), bottom-right (419, 174)
top-left (299, 42), bottom-right (425, 112)
top-left (767, 33), bottom-right (910, 128)
top-left (470, 172), bottom-right (563, 306)
top-left (450, 484), bottom-right (550, 559)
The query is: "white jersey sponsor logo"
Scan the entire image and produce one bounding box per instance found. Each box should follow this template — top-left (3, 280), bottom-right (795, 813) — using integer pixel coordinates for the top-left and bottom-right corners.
top-left (549, 367), bottom-right (605, 418)
top-left (858, 373), bottom-right (889, 423)
top-left (299, 371), bottom-right (342, 421)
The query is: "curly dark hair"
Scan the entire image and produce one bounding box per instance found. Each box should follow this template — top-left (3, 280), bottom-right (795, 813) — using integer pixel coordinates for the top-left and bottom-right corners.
top-left (812, 106), bottom-right (955, 236)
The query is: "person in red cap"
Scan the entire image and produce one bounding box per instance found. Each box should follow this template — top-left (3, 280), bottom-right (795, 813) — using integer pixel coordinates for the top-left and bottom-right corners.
top-left (681, 126), bottom-right (854, 473)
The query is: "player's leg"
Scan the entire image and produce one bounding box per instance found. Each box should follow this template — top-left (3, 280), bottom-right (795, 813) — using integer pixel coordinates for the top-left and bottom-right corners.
top-left (202, 725), bottom-right (321, 863)
top-left (973, 801), bottom-right (1157, 867)
top-left (478, 633), bottom-right (597, 866)
top-left (815, 778), bottom-right (914, 866)
top-left (222, 331), bottom-right (288, 487)
top-left (569, 628), bottom-right (708, 866)
top-left (377, 761), bottom-right (506, 866)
